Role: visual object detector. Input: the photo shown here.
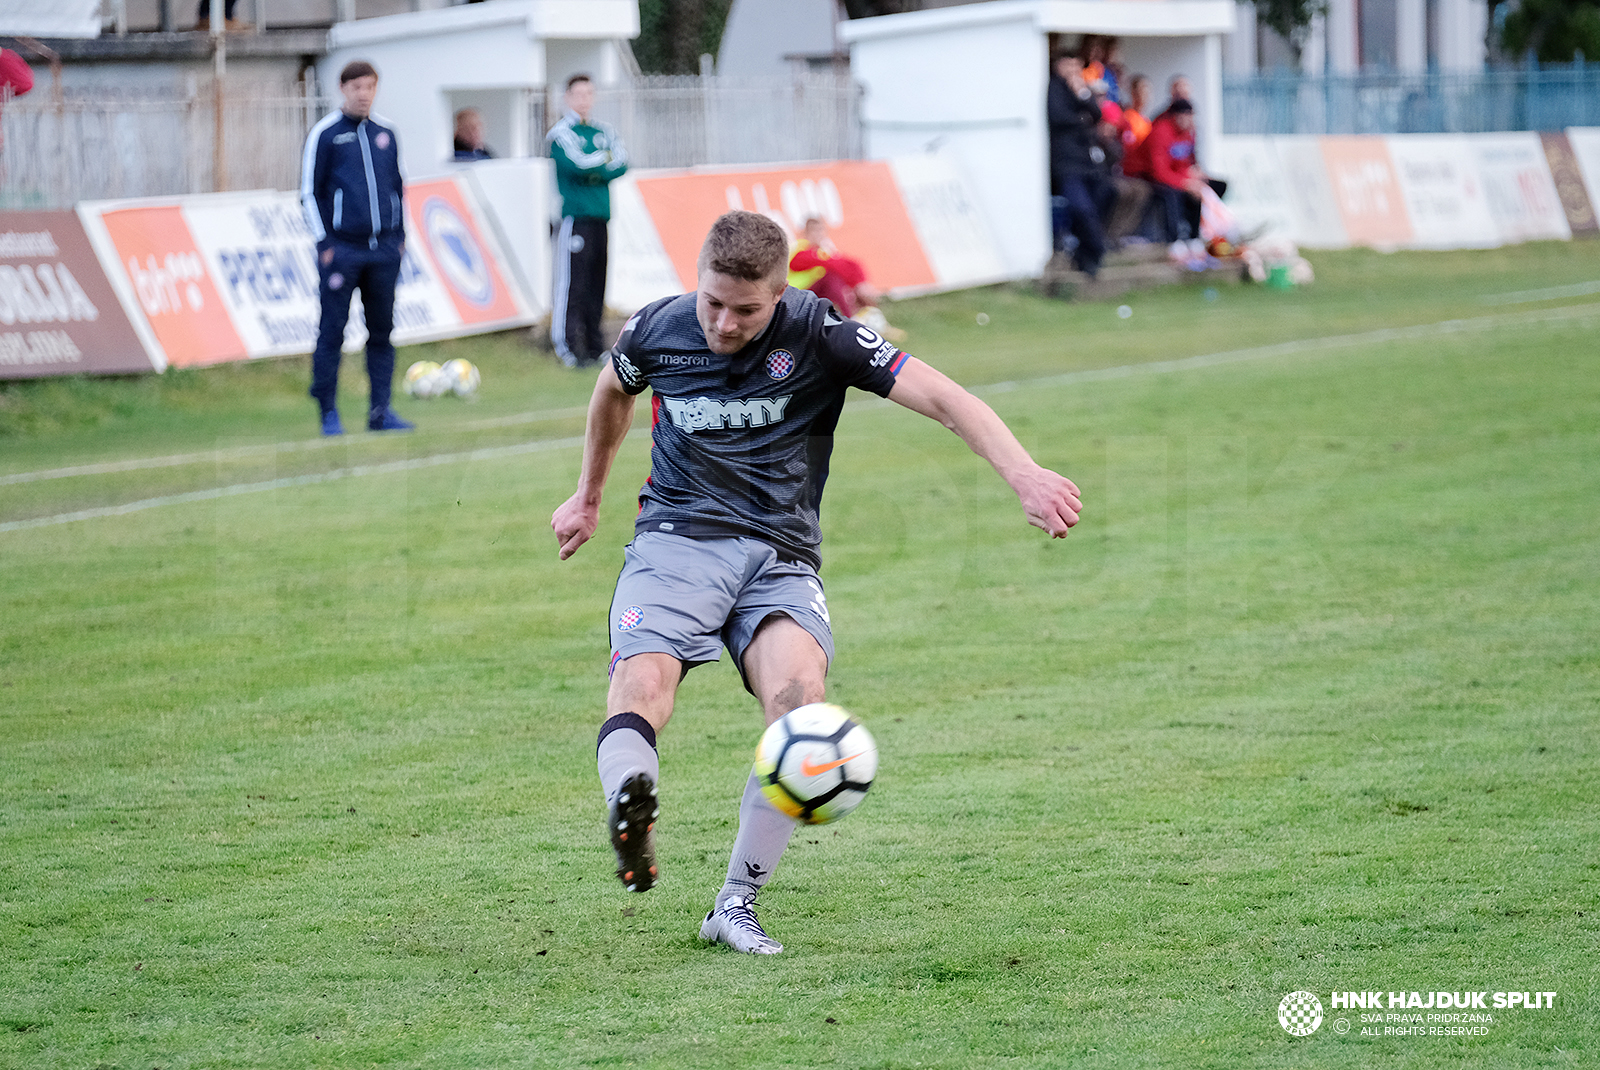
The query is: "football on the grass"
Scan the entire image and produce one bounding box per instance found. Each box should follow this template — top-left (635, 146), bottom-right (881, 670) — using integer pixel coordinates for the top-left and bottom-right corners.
top-left (754, 703), bottom-right (877, 824)
top-left (439, 358), bottom-right (480, 397)
top-left (403, 360), bottom-right (448, 398)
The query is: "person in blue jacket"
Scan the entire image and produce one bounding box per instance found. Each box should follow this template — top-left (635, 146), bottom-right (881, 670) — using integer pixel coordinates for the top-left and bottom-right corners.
top-left (300, 59), bottom-right (413, 436)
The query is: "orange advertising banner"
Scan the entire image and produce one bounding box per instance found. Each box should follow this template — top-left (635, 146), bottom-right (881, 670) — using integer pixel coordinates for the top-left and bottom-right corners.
top-left (1319, 137), bottom-right (1414, 247)
top-left (98, 205), bottom-right (247, 368)
top-left (404, 178), bottom-right (524, 326)
top-left (633, 161), bottom-right (937, 291)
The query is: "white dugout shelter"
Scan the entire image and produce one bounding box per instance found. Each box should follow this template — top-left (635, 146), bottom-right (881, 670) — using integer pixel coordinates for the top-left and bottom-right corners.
top-left (842, 0), bottom-right (1236, 277)
top-left (319, 0), bottom-right (637, 180)
top-left (317, 0), bottom-right (639, 318)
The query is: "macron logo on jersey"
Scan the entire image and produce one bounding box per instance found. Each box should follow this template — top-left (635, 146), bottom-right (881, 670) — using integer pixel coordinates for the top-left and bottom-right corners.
top-left (661, 394), bottom-right (792, 432)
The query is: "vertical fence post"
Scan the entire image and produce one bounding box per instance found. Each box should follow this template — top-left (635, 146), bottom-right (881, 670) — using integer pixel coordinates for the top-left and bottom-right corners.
top-left (699, 53), bottom-right (718, 166)
top-left (212, 10), bottom-right (228, 192)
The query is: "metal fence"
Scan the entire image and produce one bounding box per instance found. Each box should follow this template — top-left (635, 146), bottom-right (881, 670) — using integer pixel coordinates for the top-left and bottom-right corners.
top-left (1223, 65), bottom-right (1600, 136)
top-left (1, 74), bottom-right (861, 209)
top-left (1, 82), bottom-right (324, 208)
top-left (592, 75), bottom-right (861, 170)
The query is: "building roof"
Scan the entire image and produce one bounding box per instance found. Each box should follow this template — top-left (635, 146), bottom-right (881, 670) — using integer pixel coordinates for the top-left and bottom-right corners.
top-left (839, 0), bottom-right (1235, 42)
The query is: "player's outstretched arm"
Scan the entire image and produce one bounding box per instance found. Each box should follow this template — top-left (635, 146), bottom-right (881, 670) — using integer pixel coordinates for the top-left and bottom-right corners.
top-left (887, 357), bottom-right (1082, 537)
top-left (551, 361), bottom-right (638, 560)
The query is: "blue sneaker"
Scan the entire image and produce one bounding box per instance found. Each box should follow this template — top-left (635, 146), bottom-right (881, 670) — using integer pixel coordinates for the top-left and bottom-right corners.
top-left (368, 407), bottom-right (415, 432)
top-left (320, 409), bottom-right (343, 436)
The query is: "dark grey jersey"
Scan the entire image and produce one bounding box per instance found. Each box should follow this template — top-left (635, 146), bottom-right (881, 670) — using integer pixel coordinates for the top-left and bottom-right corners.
top-left (609, 286), bottom-right (909, 568)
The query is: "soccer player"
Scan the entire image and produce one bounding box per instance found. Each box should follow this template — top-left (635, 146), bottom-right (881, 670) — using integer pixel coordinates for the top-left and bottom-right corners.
top-left (550, 211), bottom-right (1081, 954)
top-left (300, 60), bottom-right (412, 436)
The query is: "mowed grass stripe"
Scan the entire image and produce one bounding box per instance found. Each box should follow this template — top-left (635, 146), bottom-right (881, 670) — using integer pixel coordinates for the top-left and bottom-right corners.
top-left (6, 299), bottom-right (1597, 531)
top-left (0, 435), bottom-right (583, 533)
top-left (0, 404), bottom-right (592, 487)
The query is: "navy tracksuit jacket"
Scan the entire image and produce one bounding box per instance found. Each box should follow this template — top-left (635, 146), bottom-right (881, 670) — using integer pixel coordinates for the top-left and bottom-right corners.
top-left (299, 110), bottom-right (406, 413)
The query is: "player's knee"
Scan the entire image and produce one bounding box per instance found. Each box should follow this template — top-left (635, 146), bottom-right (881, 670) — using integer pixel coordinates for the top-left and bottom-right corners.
top-left (608, 653), bottom-right (680, 725)
top-left (764, 675), bottom-right (825, 722)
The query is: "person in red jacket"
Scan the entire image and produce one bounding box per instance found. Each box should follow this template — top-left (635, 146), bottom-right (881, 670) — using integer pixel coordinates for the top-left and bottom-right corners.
top-left (1123, 98), bottom-right (1209, 241)
top-left (0, 48), bottom-right (33, 96)
top-left (0, 48), bottom-right (35, 156)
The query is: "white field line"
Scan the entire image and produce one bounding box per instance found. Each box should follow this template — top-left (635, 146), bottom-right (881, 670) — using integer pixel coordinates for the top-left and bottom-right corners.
top-left (974, 300), bottom-right (1600, 395)
top-left (0, 436), bottom-right (583, 534)
top-left (0, 404), bottom-right (590, 487)
top-left (1480, 280), bottom-right (1600, 306)
top-left (4, 301), bottom-right (1598, 536)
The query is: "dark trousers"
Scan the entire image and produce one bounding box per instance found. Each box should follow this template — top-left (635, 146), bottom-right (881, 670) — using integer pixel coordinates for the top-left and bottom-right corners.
top-left (310, 235), bottom-right (403, 416)
top-left (553, 215), bottom-right (609, 365)
top-left (1149, 178), bottom-right (1230, 242)
top-left (1054, 170), bottom-right (1115, 275)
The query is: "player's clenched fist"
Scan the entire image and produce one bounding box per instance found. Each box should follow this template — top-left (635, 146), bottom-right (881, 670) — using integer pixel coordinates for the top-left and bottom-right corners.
top-left (1016, 466), bottom-right (1082, 538)
top-left (551, 495), bottom-right (598, 560)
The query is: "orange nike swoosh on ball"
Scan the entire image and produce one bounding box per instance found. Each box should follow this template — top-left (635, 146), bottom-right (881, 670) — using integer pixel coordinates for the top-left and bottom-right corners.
top-left (800, 753), bottom-right (863, 777)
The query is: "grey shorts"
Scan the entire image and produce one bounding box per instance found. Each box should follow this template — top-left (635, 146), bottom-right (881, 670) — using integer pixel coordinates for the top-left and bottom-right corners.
top-left (608, 531), bottom-right (834, 689)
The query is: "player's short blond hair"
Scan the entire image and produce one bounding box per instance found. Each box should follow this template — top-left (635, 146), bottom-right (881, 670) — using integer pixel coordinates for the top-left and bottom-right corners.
top-left (698, 211), bottom-right (789, 290)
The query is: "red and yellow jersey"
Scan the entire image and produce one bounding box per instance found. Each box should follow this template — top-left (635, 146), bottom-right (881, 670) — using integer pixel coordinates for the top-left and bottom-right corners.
top-left (787, 239), bottom-right (831, 290)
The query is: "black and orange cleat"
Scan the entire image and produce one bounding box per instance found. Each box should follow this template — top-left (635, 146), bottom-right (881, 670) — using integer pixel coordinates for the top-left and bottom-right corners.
top-left (609, 771), bottom-right (659, 892)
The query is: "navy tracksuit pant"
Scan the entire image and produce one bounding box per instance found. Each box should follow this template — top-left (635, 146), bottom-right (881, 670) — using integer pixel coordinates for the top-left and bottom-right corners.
top-left (310, 234), bottom-right (403, 416)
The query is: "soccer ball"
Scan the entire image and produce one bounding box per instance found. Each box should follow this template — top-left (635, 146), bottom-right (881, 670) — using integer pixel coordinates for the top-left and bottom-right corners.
top-left (754, 702), bottom-right (877, 824)
top-left (403, 360), bottom-right (448, 398)
top-left (439, 358), bottom-right (480, 397)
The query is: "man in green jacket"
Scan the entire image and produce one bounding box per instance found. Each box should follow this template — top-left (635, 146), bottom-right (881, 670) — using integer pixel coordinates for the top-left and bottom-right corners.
top-left (548, 73), bottom-right (629, 368)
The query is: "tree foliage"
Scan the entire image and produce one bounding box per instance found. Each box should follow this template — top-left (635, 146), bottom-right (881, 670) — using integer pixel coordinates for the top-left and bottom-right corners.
top-left (1499, 0), bottom-right (1600, 63)
top-left (632, 0), bottom-right (736, 75)
top-left (1245, 0), bottom-right (1329, 63)
top-left (838, 0), bottom-right (918, 17)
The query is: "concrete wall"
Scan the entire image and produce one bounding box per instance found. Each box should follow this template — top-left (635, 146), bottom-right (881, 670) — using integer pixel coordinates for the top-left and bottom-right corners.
top-left (849, 8), bottom-right (1052, 276)
top-left (107, 0), bottom-right (445, 33)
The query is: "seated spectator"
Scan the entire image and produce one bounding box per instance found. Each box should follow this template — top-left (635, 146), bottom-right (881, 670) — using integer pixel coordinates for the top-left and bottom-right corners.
top-left (452, 108), bottom-right (495, 162)
top-left (788, 217), bottom-right (883, 317)
top-left (1119, 75), bottom-right (1154, 150)
top-left (1123, 99), bottom-right (1222, 242)
top-left (1096, 101), bottom-right (1151, 245)
top-left (1080, 35), bottom-right (1121, 106)
top-left (1162, 75), bottom-right (1193, 115)
top-left (1047, 52), bottom-right (1113, 276)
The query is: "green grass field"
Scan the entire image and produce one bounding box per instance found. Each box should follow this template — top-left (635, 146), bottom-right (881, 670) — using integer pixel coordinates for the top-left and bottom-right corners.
top-left (3, 244), bottom-right (1598, 1068)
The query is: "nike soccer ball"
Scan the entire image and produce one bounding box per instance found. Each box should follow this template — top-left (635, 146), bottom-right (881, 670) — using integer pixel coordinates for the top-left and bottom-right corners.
top-left (403, 360), bottom-right (448, 398)
top-left (754, 703), bottom-right (877, 824)
top-left (439, 358), bottom-right (480, 397)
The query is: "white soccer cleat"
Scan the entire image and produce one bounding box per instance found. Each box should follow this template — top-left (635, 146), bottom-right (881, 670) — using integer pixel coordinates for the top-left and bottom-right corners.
top-left (700, 895), bottom-right (783, 955)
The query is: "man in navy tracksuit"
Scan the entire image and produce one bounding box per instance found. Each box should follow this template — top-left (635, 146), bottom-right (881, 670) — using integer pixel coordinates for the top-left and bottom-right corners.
top-left (300, 59), bottom-right (413, 436)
